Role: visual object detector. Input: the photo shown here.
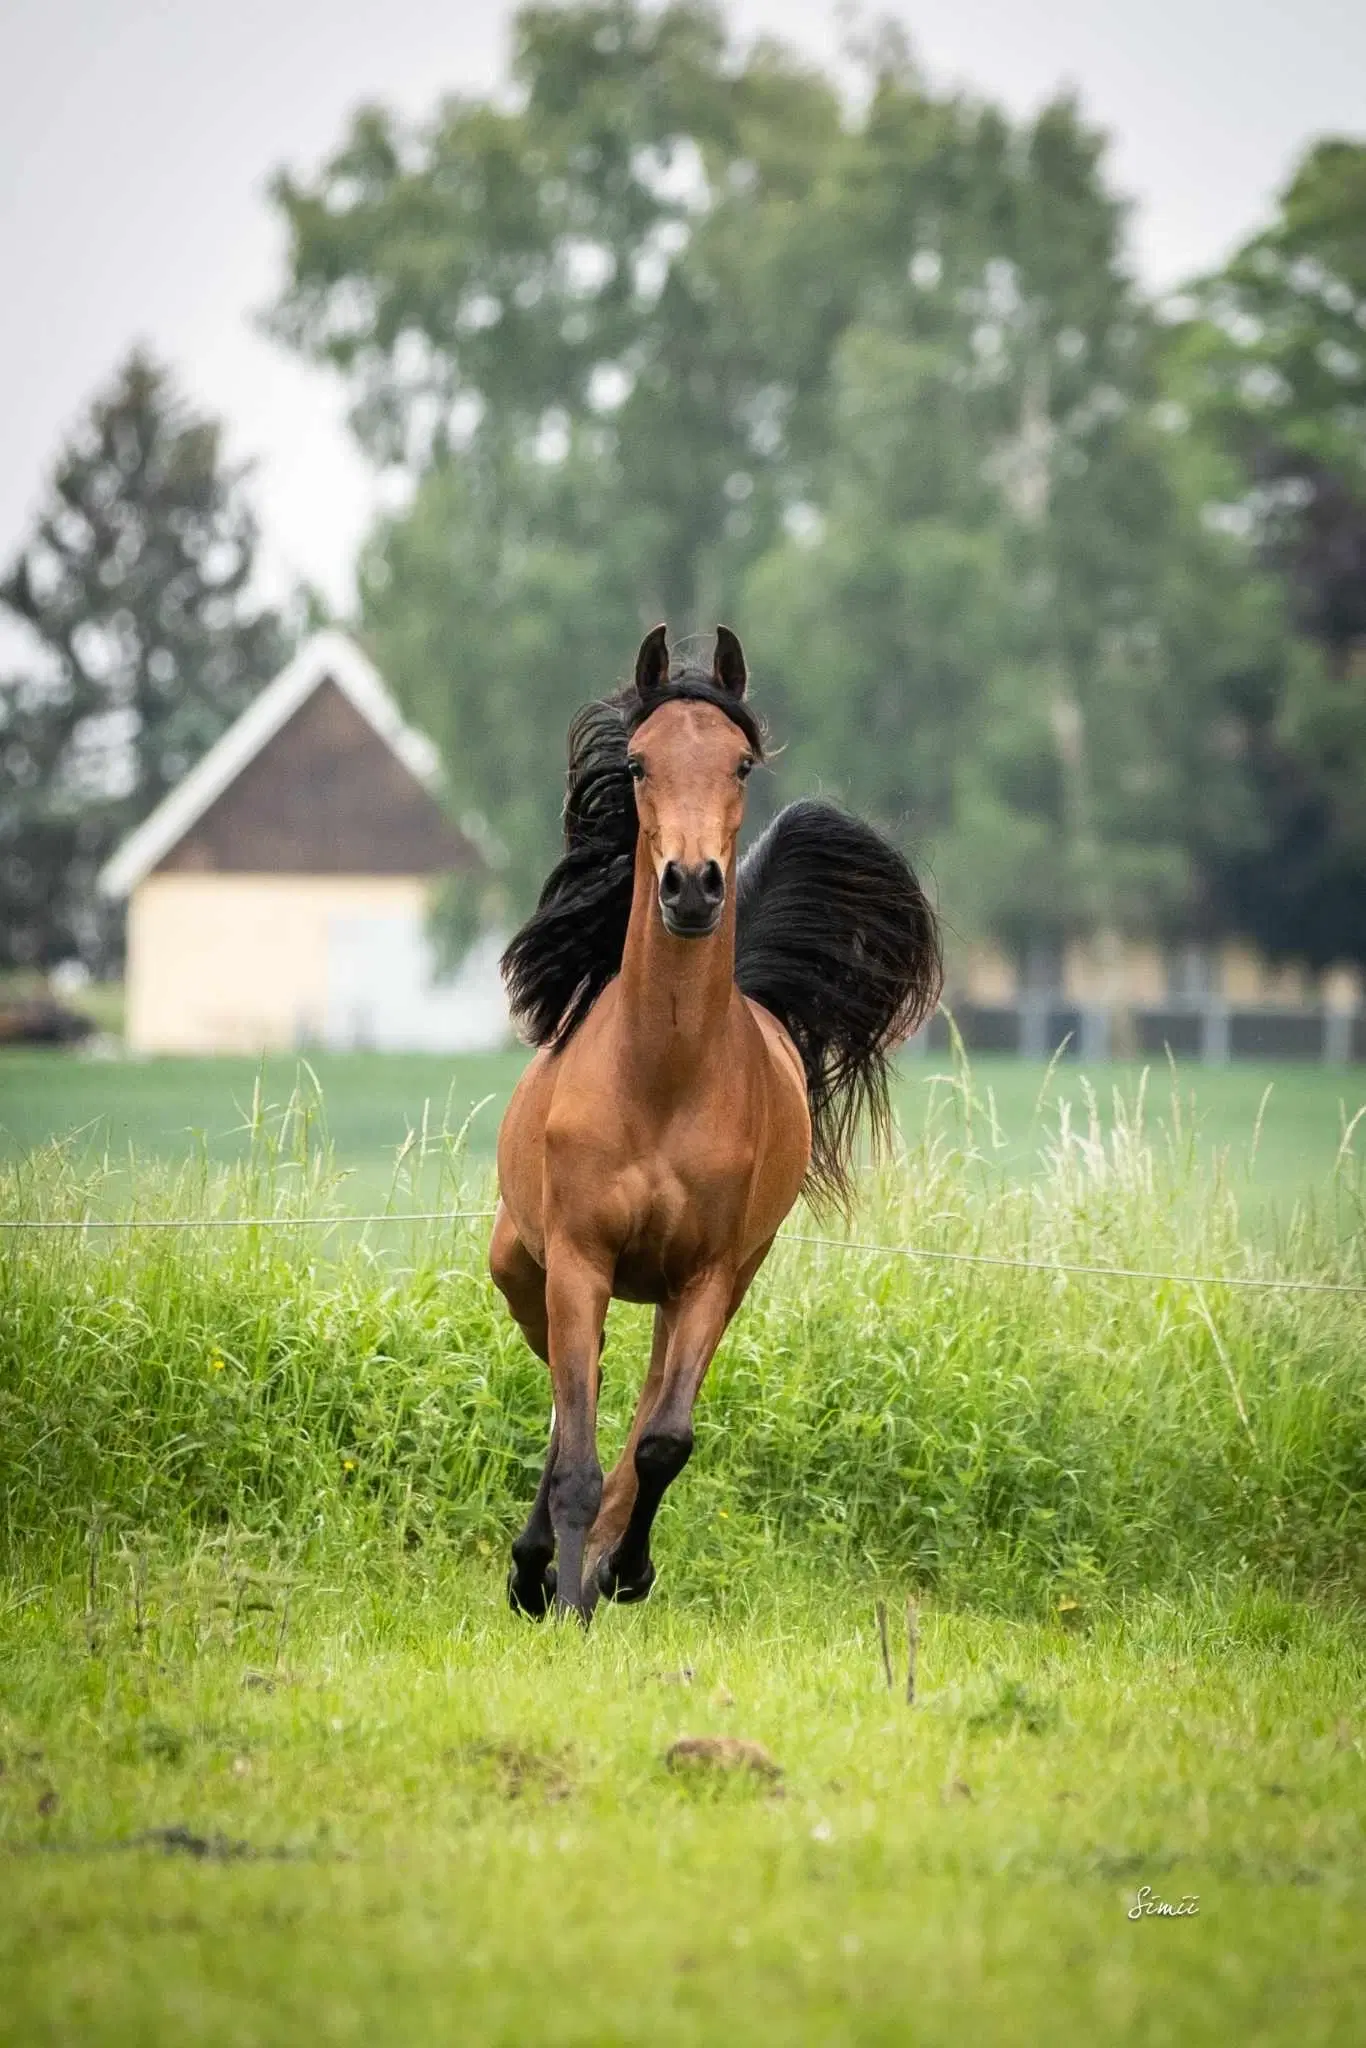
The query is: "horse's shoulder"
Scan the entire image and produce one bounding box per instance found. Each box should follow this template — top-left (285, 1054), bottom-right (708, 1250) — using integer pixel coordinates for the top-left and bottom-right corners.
top-left (504, 1043), bottom-right (555, 1114)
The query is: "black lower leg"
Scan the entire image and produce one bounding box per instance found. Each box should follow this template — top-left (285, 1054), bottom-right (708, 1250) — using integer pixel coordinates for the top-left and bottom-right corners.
top-left (550, 1457), bottom-right (603, 1623)
top-left (508, 1420), bottom-right (560, 1619)
top-left (598, 1425), bottom-right (693, 1603)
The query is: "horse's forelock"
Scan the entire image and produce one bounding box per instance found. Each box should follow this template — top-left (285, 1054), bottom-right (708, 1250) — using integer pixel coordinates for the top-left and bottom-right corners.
top-left (626, 674), bottom-right (766, 759)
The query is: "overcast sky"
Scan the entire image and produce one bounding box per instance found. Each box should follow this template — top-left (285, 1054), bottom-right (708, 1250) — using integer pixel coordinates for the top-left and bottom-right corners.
top-left (2, 0), bottom-right (1363, 620)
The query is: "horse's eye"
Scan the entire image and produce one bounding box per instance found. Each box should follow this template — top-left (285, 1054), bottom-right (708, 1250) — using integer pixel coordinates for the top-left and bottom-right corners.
top-left (627, 757), bottom-right (645, 782)
top-left (737, 756), bottom-right (755, 782)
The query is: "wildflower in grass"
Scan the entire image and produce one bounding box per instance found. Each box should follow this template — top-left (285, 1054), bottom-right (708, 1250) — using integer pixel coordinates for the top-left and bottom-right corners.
top-left (342, 1458), bottom-right (357, 1474)
top-left (210, 1354), bottom-right (226, 1373)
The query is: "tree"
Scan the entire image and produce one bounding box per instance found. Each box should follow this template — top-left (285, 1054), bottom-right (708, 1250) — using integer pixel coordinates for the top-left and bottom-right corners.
top-left (1161, 140), bottom-right (1366, 968)
top-left (0, 353), bottom-right (289, 969)
top-left (271, 2), bottom-right (866, 905)
top-left (271, 2), bottom-right (848, 619)
top-left (745, 83), bottom-right (1293, 961)
top-left (271, 2), bottom-right (1299, 969)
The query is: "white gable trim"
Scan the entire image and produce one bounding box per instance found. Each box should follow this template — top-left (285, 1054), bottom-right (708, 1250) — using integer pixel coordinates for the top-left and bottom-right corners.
top-left (97, 631), bottom-right (444, 900)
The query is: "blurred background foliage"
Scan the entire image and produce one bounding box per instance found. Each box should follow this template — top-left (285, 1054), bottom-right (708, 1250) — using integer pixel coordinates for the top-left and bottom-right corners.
top-left (4, 0), bottom-right (1364, 977)
top-left (0, 356), bottom-right (289, 970)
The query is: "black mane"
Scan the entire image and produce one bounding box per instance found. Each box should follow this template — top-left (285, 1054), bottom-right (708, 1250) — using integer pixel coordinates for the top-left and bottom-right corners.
top-left (500, 668), bottom-right (940, 1210)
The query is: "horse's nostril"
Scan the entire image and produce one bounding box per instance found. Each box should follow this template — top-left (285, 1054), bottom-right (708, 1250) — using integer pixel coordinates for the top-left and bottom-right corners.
top-left (660, 861), bottom-right (684, 903)
top-left (700, 860), bottom-right (725, 905)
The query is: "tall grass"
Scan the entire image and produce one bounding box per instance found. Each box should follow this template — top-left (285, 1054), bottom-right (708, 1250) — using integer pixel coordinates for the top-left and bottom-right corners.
top-left (2, 1066), bottom-right (1363, 1607)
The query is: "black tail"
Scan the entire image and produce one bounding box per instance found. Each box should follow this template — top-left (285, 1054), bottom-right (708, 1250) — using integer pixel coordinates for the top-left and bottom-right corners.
top-left (736, 800), bottom-right (942, 1212)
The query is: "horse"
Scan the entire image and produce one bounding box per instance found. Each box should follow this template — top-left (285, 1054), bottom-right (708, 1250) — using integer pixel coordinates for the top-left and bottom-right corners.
top-left (490, 624), bottom-right (941, 1622)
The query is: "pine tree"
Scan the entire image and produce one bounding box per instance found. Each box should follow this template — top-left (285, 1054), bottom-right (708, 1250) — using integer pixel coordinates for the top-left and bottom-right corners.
top-left (0, 352), bottom-right (289, 969)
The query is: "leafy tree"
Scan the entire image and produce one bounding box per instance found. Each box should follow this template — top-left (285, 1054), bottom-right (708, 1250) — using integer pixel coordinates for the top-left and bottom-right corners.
top-left (0, 352), bottom-right (288, 969)
top-left (271, 2), bottom-right (845, 621)
top-left (272, 1), bottom-right (1302, 971)
top-left (747, 82), bottom-right (1291, 959)
top-left (1164, 140), bottom-right (1366, 966)
top-left (272, 2), bottom-right (870, 909)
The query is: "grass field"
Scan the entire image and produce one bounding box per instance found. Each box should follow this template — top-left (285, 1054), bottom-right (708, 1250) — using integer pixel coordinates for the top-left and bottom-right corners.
top-left (2, 1065), bottom-right (1364, 2042)
top-left (3, 1044), bottom-right (1366, 1219)
top-left (3, 1567), bottom-right (1363, 2048)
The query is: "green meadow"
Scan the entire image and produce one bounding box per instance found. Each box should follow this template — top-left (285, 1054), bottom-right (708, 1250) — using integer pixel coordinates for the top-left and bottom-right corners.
top-left (2, 1043), bottom-right (1365, 1216)
top-left (3, 1571), bottom-right (1363, 2048)
top-left (1, 1055), bottom-right (1364, 2043)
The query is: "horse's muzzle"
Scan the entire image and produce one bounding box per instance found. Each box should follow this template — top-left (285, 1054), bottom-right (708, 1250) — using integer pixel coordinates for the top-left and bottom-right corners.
top-left (658, 859), bottom-right (725, 938)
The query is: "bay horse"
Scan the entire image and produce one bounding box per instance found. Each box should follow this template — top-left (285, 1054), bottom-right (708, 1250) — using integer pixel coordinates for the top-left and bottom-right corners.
top-left (490, 625), bottom-right (941, 1621)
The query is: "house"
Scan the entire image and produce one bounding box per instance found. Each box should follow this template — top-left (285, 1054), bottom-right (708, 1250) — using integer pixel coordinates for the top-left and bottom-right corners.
top-left (98, 632), bottom-right (508, 1055)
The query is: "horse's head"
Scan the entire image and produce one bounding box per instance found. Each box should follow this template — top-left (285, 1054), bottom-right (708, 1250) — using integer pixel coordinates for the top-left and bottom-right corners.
top-left (626, 624), bottom-right (761, 939)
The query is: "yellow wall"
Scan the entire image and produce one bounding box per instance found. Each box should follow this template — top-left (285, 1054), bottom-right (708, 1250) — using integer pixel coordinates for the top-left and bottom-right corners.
top-left (1063, 937), bottom-right (1166, 1007)
top-left (957, 943), bottom-right (1017, 1006)
top-left (125, 873), bottom-right (430, 1054)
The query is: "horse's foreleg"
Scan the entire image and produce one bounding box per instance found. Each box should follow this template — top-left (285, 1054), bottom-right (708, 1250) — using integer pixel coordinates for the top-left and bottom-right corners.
top-left (508, 1348), bottom-right (607, 1619)
top-left (583, 1306), bottom-right (669, 1604)
top-left (508, 1408), bottom-right (560, 1617)
top-left (598, 1275), bottom-right (733, 1603)
top-left (490, 1207), bottom-right (560, 1617)
top-left (544, 1247), bottom-right (611, 1623)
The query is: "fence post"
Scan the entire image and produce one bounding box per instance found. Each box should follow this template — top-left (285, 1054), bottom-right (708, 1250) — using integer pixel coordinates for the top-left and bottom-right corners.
top-left (1079, 1006), bottom-right (1110, 1064)
top-left (1324, 1007), bottom-right (1351, 1066)
top-left (1200, 996), bottom-right (1230, 1065)
top-left (1019, 992), bottom-right (1050, 1062)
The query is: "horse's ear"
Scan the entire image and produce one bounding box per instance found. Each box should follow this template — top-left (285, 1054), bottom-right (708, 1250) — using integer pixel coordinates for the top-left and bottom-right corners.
top-left (712, 625), bottom-right (747, 698)
top-left (634, 623), bottom-right (670, 699)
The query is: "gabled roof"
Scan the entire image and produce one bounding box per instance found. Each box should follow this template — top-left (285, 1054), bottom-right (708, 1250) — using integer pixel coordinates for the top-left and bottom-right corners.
top-left (98, 631), bottom-right (445, 899)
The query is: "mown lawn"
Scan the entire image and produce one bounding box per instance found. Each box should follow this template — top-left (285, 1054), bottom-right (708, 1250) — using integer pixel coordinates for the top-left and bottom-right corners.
top-left (2, 1565), bottom-right (1363, 2048)
top-left (2, 1045), bottom-right (1365, 1218)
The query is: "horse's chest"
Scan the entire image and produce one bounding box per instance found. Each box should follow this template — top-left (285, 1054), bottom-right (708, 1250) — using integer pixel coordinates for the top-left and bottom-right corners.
top-left (608, 1158), bottom-right (740, 1301)
top-left (540, 1031), bottom-right (794, 1297)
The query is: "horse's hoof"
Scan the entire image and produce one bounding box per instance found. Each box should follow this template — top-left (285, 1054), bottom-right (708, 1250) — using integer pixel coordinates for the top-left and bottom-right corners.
top-left (596, 1552), bottom-right (657, 1606)
top-left (508, 1561), bottom-right (556, 1619)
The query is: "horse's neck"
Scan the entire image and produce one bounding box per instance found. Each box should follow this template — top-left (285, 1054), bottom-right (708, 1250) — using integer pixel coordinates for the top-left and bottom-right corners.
top-left (616, 840), bottom-right (736, 1091)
